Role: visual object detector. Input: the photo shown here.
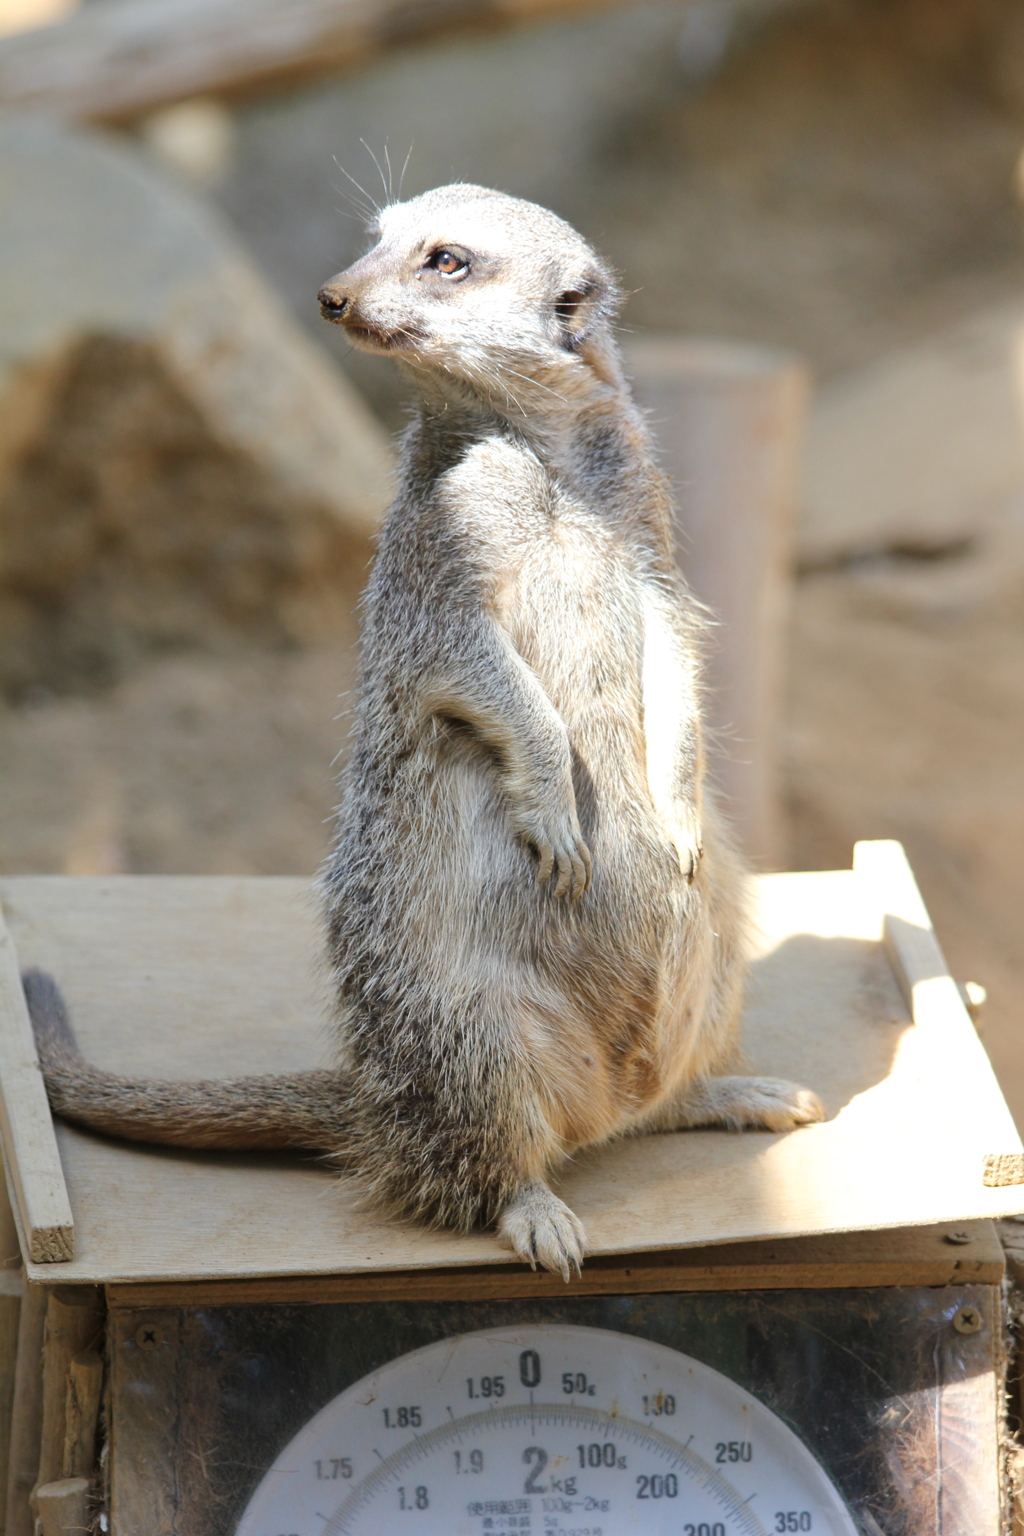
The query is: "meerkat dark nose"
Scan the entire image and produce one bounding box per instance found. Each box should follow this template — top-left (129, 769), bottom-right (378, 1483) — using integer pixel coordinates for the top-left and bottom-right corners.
top-left (318, 283), bottom-right (350, 322)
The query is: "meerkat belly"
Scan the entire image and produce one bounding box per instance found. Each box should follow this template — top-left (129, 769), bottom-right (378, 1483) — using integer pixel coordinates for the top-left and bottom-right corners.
top-left (363, 463), bottom-right (703, 1141)
top-left (506, 529), bottom-right (691, 868)
top-left (492, 530), bottom-right (700, 1136)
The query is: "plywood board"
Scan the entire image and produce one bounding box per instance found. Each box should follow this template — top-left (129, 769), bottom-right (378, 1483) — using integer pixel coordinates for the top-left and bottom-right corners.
top-left (1, 845), bottom-right (1022, 1285)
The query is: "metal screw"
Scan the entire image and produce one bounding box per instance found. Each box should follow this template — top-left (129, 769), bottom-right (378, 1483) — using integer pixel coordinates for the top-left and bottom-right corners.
top-left (945, 1231), bottom-right (974, 1245)
top-left (953, 1306), bottom-right (982, 1335)
top-left (134, 1322), bottom-right (163, 1351)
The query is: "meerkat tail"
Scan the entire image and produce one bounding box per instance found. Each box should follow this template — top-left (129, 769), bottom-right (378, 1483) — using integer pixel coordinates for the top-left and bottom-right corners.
top-left (21, 969), bottom-right (349, 1153)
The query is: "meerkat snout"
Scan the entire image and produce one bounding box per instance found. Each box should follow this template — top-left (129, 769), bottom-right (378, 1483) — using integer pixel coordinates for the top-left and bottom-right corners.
top-left (318, 283), bottom-right (349, 320)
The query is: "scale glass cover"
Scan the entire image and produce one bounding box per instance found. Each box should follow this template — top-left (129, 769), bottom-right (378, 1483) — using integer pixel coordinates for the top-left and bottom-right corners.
top-left (237, 1324), bottom-right (856, 1535)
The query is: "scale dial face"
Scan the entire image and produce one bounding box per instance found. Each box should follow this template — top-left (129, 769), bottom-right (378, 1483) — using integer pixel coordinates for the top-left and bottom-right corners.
top-left (237, 1324), bottom-right (857, 1536)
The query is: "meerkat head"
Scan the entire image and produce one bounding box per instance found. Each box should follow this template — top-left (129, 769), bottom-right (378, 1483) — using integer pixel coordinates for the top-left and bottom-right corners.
top-left (318, 184), bottom-right (623, 410)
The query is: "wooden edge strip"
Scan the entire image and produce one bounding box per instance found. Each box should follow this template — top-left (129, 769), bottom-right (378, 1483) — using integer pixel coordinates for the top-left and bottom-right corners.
top-left (854, 839), bottom-right (1024, 1186)
top-left (853, 838), bottom-right (950, 1015)
top-left (106, 1223), bottom-right (1005, 1309)
top-left (0, 900), bottom-right (73, 1265)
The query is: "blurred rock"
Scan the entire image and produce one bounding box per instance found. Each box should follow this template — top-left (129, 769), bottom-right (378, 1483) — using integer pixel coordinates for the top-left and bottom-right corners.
top-left (0, 115), bottom-right (392, 697)
top-left (140, 97), bottom-right (236, 188)
top-left (803, 301), bottom-right (1024, 566)
top-left (787, 552), bottom-right (1024, 1133)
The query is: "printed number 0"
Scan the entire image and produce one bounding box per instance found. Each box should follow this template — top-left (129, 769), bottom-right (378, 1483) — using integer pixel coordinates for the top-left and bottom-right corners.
top-left (519, 1350), bottom-right (542, 1388)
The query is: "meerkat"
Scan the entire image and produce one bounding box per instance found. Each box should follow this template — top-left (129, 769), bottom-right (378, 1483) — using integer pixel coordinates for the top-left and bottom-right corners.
top-left (27, 184), bottom-right (824, 1279)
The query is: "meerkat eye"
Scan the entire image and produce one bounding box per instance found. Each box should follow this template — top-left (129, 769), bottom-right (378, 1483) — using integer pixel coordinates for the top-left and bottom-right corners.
top-left (425, 247), bottom-right (470, 278)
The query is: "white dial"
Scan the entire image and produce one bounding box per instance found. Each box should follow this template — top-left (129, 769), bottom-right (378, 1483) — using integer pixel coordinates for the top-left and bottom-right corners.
top-left (237, 1324), bottom-right (857, 1536)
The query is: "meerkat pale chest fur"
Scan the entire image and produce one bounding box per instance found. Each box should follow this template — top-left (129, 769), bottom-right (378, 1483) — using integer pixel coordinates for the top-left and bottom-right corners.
top-left (26, 184), bottom-right (824, 1278)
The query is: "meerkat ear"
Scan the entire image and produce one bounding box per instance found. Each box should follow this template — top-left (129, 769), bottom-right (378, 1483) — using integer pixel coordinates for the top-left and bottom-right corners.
top-left (553, 271), bottom-right (614, 349)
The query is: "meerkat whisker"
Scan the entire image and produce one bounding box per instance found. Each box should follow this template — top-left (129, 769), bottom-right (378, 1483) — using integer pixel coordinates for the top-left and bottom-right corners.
top-left (383, 142), bottom-right (395, 204)
top-left (359, 138), bottom-right (391, 207)
top-left (331, 157), bottom-right (380, 222)
top-left (332, 187), bottom-right (378, 227)
top-left (397, 142), bottom-right (414, 202)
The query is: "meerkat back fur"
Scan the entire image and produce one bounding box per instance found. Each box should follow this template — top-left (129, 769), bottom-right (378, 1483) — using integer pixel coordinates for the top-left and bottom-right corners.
top-left (27, 184), bottom-right (824, 1278)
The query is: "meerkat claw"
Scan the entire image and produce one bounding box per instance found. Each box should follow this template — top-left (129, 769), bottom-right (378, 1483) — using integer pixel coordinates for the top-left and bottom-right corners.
top-left (498, 1183), bottom-right (587, 1281)
top-left (778, 1085), bottom-right (827, 1127)
top-left (536, 836), bottom-right (591, 900)
top-left (572, 841), bottom-right (593, 901)
top-left (553, 851), bottom-right (573, 900)
top-left (561, 840), bottom-right (594, 900)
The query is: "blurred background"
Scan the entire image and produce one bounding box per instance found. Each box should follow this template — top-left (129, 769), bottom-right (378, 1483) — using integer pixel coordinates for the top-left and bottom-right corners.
top-left (2, 0), bottom-right (1024, 1121)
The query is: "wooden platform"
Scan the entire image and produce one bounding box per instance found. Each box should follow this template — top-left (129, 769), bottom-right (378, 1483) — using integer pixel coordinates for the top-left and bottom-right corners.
top-left (0, 840), bottom-right (1021, 1286)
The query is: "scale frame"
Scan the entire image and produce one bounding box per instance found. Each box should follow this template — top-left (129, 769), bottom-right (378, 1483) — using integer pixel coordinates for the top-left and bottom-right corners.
top-left (104, 1238), bottom-right (1009, 1535)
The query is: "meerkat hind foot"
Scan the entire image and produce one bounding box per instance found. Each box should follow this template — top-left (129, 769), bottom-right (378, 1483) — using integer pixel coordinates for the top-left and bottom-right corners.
top-left (498, 1181), bottom-right (587, 1282)
top-left (673, 1075), bottom-right (826, 1134)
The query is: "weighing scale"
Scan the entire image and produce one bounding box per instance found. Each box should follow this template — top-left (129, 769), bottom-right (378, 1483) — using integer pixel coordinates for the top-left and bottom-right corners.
top-left (0, 840), bottom-right (1021, 1534)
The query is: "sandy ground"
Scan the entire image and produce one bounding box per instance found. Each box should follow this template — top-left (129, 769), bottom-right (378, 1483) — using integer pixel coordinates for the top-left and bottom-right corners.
top-left (3, 0), bottom-right (1024, 1128)
top-left (0, 647), bottom-right (355, 877)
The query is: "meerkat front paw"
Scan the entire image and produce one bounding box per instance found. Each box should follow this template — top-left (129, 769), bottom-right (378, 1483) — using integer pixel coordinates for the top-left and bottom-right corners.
top-left (535, 829), bottom-right (592, 901)
top-left (517, 814), bottom-right (592, 900)
top-left (498, 1181), bottom-right (587, 1281)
